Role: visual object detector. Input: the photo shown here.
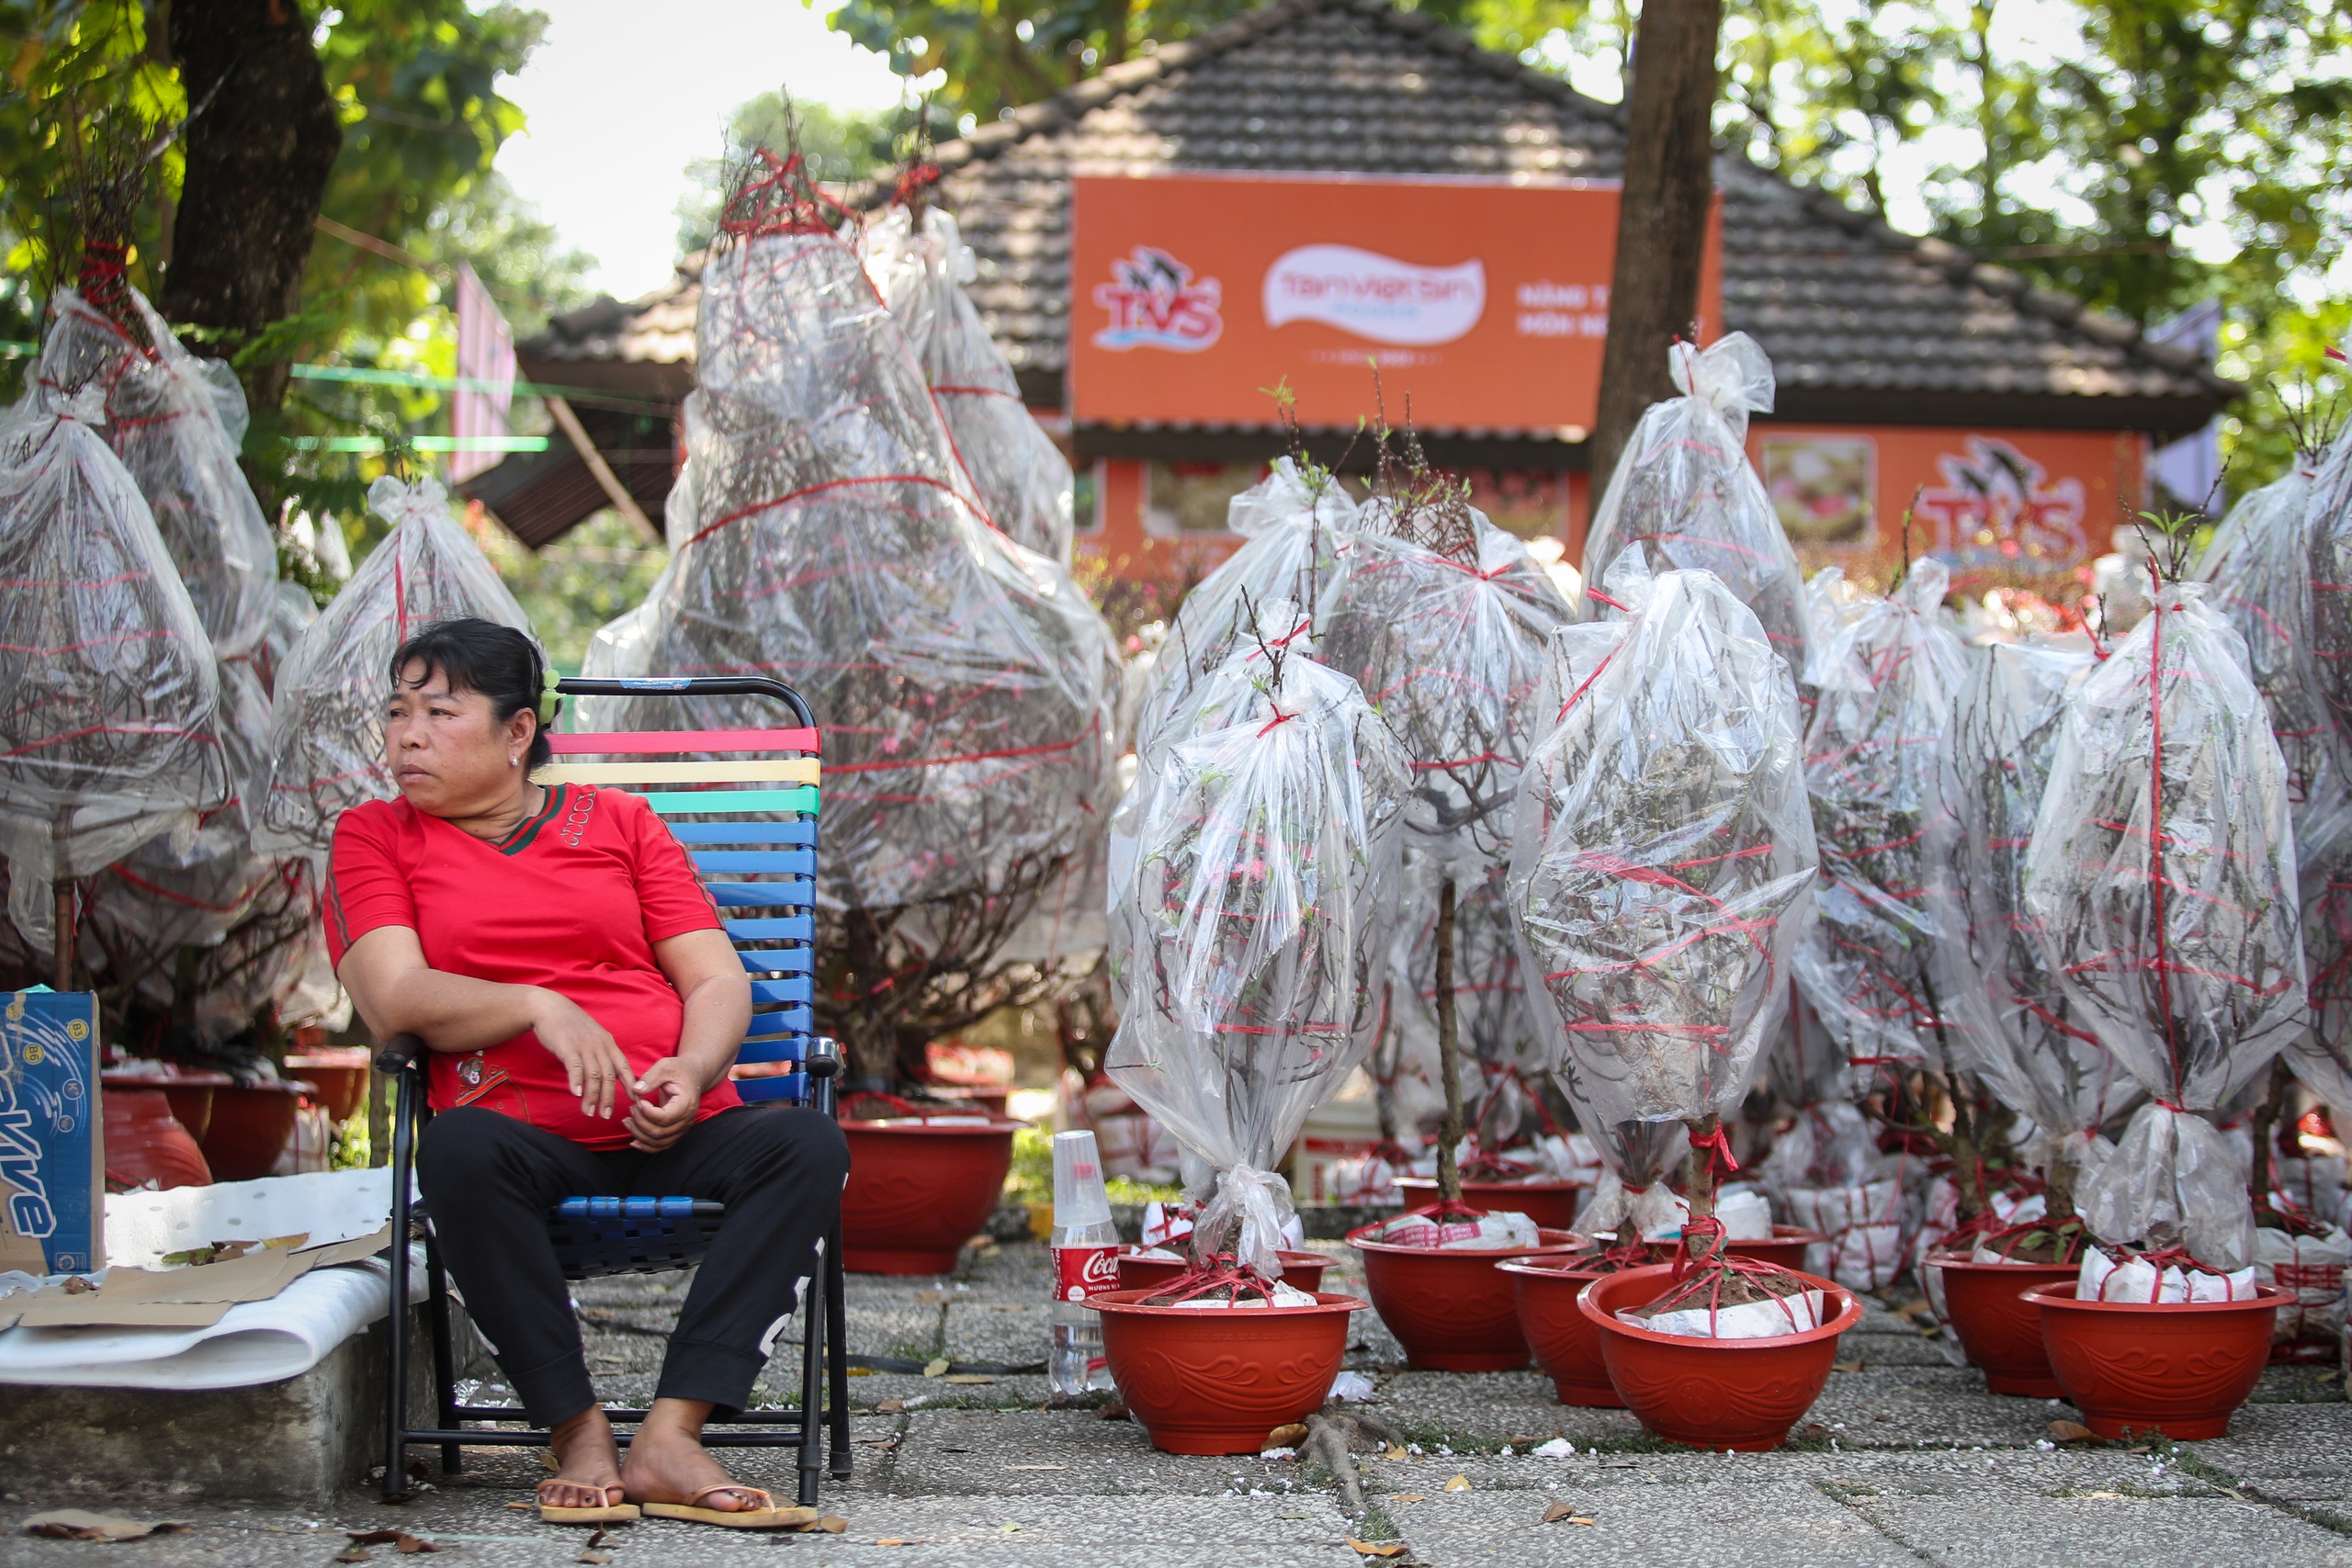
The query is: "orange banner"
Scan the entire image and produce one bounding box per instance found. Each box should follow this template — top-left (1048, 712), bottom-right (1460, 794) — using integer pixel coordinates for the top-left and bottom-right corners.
top-left (1070, 174), bottom-right (1724, 434)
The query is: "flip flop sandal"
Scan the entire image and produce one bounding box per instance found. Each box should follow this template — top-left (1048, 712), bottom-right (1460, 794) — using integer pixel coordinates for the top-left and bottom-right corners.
top-left (640, 1485), bottom-right (818, 1529)
top-left (536, 1481), bottom-right (640, 1525)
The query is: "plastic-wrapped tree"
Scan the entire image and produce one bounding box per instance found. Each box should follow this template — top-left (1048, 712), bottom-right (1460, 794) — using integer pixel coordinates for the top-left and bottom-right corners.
top-left (1317, 446), bottom-right (1575, 1202)
top-left (861, 197), bottom-right (1074, 564)
top-left (251, 475), bottom-right (531, 862)
top-left (1929, 636), bottom-right (2138, 1243)
top-left (1554, 1061), bottom-right (1692, 1246)
top-left (1103, 636), bottom-right (1409, 1277)
top-left (1385, 858), bottom-right (1553, 1159)
top-left (1509, 552), bottom-right (1818, 1258)
top-left (2025, 581), bottom-right (2306, 1272)
top-left (583, 150), bottom-right (1118, 1083)
top-left (1579, 333), bottom-right (1809, 674)
top-left (0, 343), bottom-right (226, 973)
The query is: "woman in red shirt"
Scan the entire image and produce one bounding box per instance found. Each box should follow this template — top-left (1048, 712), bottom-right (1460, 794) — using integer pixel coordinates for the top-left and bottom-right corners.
top-left (331, 618), bottom-right (846, 1528)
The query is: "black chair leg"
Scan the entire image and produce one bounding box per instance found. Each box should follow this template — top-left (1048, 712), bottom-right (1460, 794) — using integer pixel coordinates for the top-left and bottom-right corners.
top-left (826, 1221), bottom-right (852, 1480)
top-left (425, 1231), bottom-right (462, 1474)
top-left (795, 1251), bottom-right (826, 1508)
top-left (382, 1072), bottom-right (417, 1501)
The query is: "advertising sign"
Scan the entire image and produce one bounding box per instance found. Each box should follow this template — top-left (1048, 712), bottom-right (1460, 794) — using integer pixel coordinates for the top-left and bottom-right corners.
top-left (1071, 174), bottom-right (1724, 433)
top-left (1, 989), bottom-right (102, 1275)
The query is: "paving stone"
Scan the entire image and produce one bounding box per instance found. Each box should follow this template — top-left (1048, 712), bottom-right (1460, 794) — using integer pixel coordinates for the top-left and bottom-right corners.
top-left (887, 1408), bottom-right (1308, 1496)
top-left (1849, 1490), bottom-right (2352, 1566)
top-left (1386, 1472), bottom-right (1922, 1566)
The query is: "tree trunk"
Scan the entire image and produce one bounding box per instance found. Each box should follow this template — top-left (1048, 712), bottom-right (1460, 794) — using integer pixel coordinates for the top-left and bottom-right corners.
top-left (1684, 1111), bottom-right (1722, 1223)
top-left (2250, 1055), bottom-right (2293, 1213)
top-left (157, 0), bottom-right (342, 416)
top-left (1589, 0), bottom-right (1724, 489)
top-left (1432, 877), bottom-right (1465, 1204)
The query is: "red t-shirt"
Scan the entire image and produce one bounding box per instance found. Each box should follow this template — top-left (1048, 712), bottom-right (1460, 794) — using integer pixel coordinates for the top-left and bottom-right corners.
top-left (323, 784), bottom-right (742, 1149)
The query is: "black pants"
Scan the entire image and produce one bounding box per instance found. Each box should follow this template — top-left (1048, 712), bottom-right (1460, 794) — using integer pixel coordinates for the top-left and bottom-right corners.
top-left (416, 1103), bottom-right (850, 1426)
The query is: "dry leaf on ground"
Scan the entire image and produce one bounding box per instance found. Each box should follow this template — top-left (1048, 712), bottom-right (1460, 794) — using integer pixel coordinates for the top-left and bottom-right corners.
top-left (1443, 1474), bottom-right (1471, 1492)
top-left (2049, 1420), bottom-right (2098, 1442)
top-left (1832, 1359), bottom-right (1863, 1372)
top-left (804, 1517), bottom-right (849, 1534)
top-left (346, 1529), bottom-right (443, 1554)
top-left (576, 1553), bottom-right (612, 1565)
top-left (1346, 1540), bottom-right (1409, 1558)
top-left (922, 1358), bottom-right (950, 1377)
top-left (942, 1373), bottom-right (997, 1385)
top-left (1266, 1422), bottom-right (1309, 1448)
top-left (21, 1511), bottom-right (190, 1542)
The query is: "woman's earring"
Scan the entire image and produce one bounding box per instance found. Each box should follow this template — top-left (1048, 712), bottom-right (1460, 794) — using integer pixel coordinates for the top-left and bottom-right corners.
top-left (510, 753), bottom-right (521, 768)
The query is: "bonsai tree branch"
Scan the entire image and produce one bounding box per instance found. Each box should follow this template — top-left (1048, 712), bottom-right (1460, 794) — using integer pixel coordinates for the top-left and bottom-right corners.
top-left (2250, 1053), bottom-right (2293, 1217)
top-left (1432, 875), bottom-right (1465, 1204)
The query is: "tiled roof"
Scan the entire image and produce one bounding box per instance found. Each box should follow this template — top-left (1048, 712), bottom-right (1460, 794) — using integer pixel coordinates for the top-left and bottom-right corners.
top-left (515, 0), bottom-right (2233, 438)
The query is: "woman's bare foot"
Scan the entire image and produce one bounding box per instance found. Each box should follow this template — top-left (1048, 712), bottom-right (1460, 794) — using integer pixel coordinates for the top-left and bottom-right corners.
top-left (621, 1398), bottom-right (763, 1511)
top-left (538, 1404), bottom-right (627, 1510)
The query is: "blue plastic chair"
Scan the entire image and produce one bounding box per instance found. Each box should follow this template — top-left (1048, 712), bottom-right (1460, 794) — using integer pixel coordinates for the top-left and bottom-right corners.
top-left (377, 674), bottom-right (847, 1506)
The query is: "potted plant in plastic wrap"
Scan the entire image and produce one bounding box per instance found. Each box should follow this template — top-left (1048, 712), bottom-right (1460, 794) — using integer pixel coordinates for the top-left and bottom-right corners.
top-left (2018, 571), bottom-right (2300, 1438)
top-left (1788, 558), bottom-right (1990, 1290)
top-left (1508, 552), bottom-right (1850, 1450)
top-left (1926, 633), bottom-right (2139, 1395)
top-left (1321, 431), bottom-right (1587, 1370)
top-left (1089, 630), bottom-right (1401, 1454)
top-left (579, 149), bottom-right (1118, 1267)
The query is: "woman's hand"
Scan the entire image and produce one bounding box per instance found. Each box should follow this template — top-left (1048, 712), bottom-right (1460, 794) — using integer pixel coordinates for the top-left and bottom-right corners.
top-left (529, 990), bottom-right (635, 1121)
top-left (627, 1057), bottom-right (703, 1153)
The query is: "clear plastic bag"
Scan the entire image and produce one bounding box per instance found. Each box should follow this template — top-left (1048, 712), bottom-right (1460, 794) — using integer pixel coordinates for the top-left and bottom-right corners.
top-left (0, 379), bottom-right (226, 947)
top-left (1386, 855), bottom-right (1550, 1148)
top-left (251, 476), bottom-right (530, 861)
top-left (1553, 1071), bottom-right (1690, 1239)
top-left (1508, 553), bottom-right (1817, 1130)
top-left (1929, 636), bottom-right (2139, 1186)
top-left (1790, 559), bottom-right (1972, 1070)
top-left (861, 204), bottom-right (1074, 564)
top-left (2026, 583), bottom-right (2305, 1269)
top-left (1319, 509), bottom-right (1576, 870)
top-left (2197, 466), bottom-right (2352, 870)
top-left (1131, 458), bottom-right (1361, 763)
top-left (41, 286), bottom-right (277, 660)
top-left (586, 227), bottom-right (1118, 911)
top-left (1579, 333), bottom-right (1808, 672)
top-left (1103, 643), bottom-right (1409, 1274)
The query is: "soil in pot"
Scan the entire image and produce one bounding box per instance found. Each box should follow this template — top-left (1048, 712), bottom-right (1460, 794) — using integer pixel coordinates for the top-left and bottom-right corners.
top-left (102, 1085), bottom-right (212, 1190)
top-left (2027, 1280), bottom-right (2284, 1439)
top-left (1349, 1215), bottom-right (1588, 1371)
top-left (1090, 1286), bottom-right (1369, 1453)
top-left (1579, 1264), bottom-right (1862, 1450)
top-left (1118, 1248), bottom-right (1330, 1294)
top-left (1929, 1253), bottom-right (2082, 1396)
top-left (1394, 1175), bottom-right (1582, 1231)
top-left (840, 1114), bottom-right (1022, 1275)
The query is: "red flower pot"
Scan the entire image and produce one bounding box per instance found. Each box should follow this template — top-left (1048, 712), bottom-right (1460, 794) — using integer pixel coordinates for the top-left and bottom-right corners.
top-left (284, 1050), bottom-right (372, 1123)
top-left (198, 1082), bottom-right (309, 1183)
top-left (840, 1118), bottom-right (1021, 1275)
top-left (1498, 1256), bottom-right (1620, 1406)
top-left (1929, 1255), bottom-right (2082, 1396)
top-left (1394, 1177), bottom-right (1582, 1231)
top-left (1578, 1264), bottom-right (1862, 1450)
top-left (1727, 1225), bottom-right (1826, 1269)
top-left (1116, 1249), bottom-right (1330, 1294)
top-left (1348, 1223), bottom-right (1589, 1370)
top-left (102, 1086), bottom-right (212, 1190)
top-left (1089, 1287), bottom-right (1368, 1453)
top-left (2026, 1280), bottom-right (2285, 1439)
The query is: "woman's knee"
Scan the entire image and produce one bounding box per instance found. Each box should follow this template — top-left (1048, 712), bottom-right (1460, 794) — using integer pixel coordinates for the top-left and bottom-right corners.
top-left (737, 1106), bottom-right (850, 1186)
top-left (416, 1105), bottom-right (531, 1194)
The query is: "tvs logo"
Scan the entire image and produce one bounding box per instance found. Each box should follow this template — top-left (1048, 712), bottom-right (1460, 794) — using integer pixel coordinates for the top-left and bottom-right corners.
top-left (1911, 436), bottom-right (2088, 569)
top-left (1091, 247), bottom-right (1223, 353)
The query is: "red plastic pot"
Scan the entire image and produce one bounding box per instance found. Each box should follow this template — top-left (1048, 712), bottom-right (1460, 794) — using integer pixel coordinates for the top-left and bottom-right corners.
top-left (1578, 1264), bottom-right (1862, 1450)
top-left (1116, 1249), bottom-right (1330, 1294)
top-left (1089, 1287), bottom-right (1368, 1453)
top-left (840, 1118), bottom-right (1021, 1275)
top-left (1394, 1177), bottom-right (1582, 1231)
top-left (1928, 1254), bottom-right (2082, 1396)
top-left (198, 1082), bottom-right (310, 1183)
top-left (102, 1086), bottom-right (212, 1190)
top-left (2026, 1280), bottom-right (2285, 1439)
top-left (1498, 1256), bottom-right (1620, 1406)
top-left (284, 1050), bottom-right (371, 1123)
top-left (1349, 1222), bottom-right (1588, 1370)
top-left (1726, 1225), bottom-right (1826, 1269)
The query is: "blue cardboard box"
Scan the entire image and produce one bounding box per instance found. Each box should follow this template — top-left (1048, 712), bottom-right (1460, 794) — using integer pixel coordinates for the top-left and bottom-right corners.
top-left (0, 990), bottom-right (101, 1274)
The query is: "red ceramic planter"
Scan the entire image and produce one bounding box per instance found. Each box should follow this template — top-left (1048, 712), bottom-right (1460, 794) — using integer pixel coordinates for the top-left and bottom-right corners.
top-left (199, 1082), bottom-right (311, 1182)
top-left (1578, 1264), bottom-right (1861, 1450)
top-left (1929, 1255), bottom-right (2082, 1396)
top-left (1394, 1177), bottom-right (1582, 1231)
top-left (1116, 1249), bottom-right (1330, 1294)
top-left (2026, 1281), bottom-right (2285, 1439)
top-left (284, 1050), bottom-right (372, 1123)
top-left (102, 1086), bottom-right (212, 1190)
top-left (1498, 1256), bottom-right (1621, 1406)
top-left (840, 1118), bottom-right (1021, 1274)
top-left (1089, 1287), bottom-right (1368, 1453)
top-left (1726, 1225), bottom-right (1826, 1270)
top-left (1348, 1223), bottom-right (1588, 1370)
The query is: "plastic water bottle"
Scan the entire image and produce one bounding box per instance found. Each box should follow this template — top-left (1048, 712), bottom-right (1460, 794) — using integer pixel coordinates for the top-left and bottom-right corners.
top-left (1047, 1129), bottom-right (1120, 1395)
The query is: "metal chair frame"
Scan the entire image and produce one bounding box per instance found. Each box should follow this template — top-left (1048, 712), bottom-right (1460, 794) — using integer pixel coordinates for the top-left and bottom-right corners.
top-left (377, 674), bottom-right (849, 1506)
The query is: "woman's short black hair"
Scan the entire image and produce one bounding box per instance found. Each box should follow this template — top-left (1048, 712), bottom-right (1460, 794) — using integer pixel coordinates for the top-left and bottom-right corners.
top-left (389, 618), bottom-right (558, 769)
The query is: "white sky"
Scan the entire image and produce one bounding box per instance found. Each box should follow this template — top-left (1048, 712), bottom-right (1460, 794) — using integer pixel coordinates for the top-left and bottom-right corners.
top-left (493, 0), bottom-right (906, 300)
